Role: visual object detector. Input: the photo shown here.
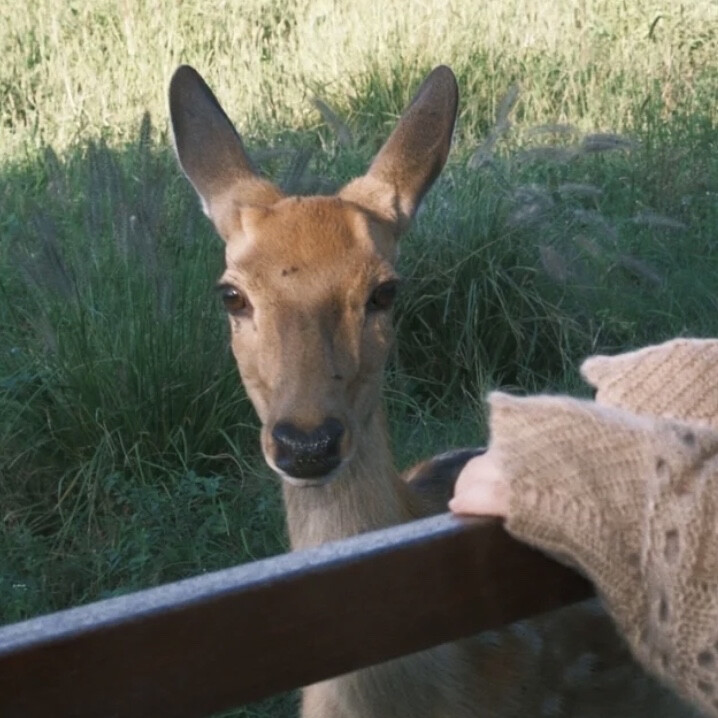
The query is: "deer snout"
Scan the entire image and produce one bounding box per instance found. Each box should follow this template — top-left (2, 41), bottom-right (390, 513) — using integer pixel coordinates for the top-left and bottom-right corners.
top-left (271, 417), bottom-right (345, 481)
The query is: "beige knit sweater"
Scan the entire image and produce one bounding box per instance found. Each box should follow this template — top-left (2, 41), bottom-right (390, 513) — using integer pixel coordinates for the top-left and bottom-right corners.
top-left (491, 338), bottom-right (718, 717)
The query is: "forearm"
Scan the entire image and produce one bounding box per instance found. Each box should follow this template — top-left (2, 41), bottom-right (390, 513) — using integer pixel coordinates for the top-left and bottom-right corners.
top-left (489, 392), bottom-right (718, 716)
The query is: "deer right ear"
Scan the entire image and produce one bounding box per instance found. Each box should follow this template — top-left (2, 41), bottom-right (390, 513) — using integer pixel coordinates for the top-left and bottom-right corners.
top-left (339, 66), bottom-right (458, 234)
top-left (169, 65), bottom-right (282, 234)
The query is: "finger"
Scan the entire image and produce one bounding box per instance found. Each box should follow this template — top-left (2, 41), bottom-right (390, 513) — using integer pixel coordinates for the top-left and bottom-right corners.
top-left (449, 481), bottom-right (506, 517)
top-left (454, 451), bottom-right (505, 496)
top-left (454, 452), bottom-right (495, 494)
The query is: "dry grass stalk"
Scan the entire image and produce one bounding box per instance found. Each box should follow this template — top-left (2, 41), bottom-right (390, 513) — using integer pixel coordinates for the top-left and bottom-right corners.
top-left (527, 124), bottom-right (578, 137)
top-left (253, 148), bottom-right (297, 163)
top-left (32, 314), bottom-right (59, 354)
top-left (557, 183), bottom-right (603, 199)
top-left (15, 212), bottom-right (74, 299)
top-left (571, 208), bottom-right (618, 242)
top-left (280, 146), bottom-right (315, 194)
top-left (574, 234), bottom-right (604, 259)
top-left (312, 97), bottom-right (353, 148)
top-left (581, 133), bottom-right (635, 153)
top-left (539, 244), bottom-right (572, 283)
top-left (516, 146), bottom-right (580, 164)
top-left (617, 254), bottom-right (664, 286)
top-left (632, 210), bottom-right (687, 231)
top-left (467, 83), bottom-right (519, 169)
top-left (507, 184), bottom-right (554, 228)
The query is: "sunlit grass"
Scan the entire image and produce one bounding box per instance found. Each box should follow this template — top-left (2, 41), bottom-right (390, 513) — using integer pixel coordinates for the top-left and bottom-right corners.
top-left (2, 0), bottom-right (716, 159)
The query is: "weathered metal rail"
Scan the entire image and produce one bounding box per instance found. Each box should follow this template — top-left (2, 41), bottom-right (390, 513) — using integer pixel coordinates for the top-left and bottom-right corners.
top-left (0, 513), bottom-right (592, 718)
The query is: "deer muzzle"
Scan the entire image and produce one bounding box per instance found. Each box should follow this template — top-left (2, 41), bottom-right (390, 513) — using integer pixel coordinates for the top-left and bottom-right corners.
top-left (271, 417), bottom-right (345, 482)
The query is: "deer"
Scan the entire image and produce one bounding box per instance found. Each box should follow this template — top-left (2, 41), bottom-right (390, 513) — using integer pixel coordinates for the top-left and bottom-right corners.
top-left (168, 65), bottom-right (691, 718)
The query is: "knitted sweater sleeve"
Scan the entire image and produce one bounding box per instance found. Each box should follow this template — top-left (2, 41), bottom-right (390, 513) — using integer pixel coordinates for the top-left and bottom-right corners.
top-left (581, 337), bottom-right (718, 428)
top-left (490, 338), bottom-right (718, 716)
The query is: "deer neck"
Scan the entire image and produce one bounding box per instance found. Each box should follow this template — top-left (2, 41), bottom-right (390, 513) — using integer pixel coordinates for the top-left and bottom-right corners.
top-left (282, 407), bottom-right (413, 550)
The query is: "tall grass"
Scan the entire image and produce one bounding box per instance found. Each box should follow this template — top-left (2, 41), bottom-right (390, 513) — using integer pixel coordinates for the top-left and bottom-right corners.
top-left (1, 1), bottom-right (717, 715)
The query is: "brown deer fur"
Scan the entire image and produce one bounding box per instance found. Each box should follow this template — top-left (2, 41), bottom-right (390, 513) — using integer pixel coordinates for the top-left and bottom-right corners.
top-left (169, 66), bottom-right (691, 718)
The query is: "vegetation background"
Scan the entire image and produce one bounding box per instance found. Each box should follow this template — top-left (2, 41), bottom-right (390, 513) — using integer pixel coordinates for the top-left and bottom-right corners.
top-left (1, 0), bottom-right (716, 714)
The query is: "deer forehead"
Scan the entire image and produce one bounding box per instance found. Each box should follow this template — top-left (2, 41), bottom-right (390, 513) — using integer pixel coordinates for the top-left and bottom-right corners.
top-left (222, 196), bottom-right (398, 303)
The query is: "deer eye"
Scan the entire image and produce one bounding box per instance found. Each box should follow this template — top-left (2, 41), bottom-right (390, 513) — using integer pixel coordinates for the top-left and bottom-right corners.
top-left (366, 280), bottom-right (399, 313)
top-left (218, 284), bottom-right (250, 316)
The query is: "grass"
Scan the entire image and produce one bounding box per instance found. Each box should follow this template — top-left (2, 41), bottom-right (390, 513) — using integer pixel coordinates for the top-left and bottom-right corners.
top-left (1, 1), bottom-right (717, 715)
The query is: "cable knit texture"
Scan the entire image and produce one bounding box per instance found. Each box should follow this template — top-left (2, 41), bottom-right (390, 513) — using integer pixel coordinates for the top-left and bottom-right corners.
top-left (491, 338), bottom-right (718, 717)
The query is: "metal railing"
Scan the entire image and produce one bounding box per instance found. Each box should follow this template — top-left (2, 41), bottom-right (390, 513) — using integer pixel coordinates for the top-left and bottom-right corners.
top-left (0, 513), bottom-right (592, 718)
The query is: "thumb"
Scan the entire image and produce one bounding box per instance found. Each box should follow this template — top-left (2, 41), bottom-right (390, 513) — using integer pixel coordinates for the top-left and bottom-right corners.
top-left (450, 451), bottom-right (508, 517)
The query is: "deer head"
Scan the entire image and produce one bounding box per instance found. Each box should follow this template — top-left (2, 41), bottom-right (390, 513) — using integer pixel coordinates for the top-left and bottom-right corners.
top-left (169, 65), bottom-right (458, 487)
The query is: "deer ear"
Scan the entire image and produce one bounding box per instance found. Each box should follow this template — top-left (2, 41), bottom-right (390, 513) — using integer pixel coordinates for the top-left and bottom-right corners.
top-left (339, 66), bottom-right (458, 234)
top-left (169, 65), bottom-right (282, 232)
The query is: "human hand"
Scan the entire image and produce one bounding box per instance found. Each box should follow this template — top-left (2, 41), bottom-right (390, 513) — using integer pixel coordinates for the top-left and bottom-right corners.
top-left (449, 449), bottom-right (509, 517)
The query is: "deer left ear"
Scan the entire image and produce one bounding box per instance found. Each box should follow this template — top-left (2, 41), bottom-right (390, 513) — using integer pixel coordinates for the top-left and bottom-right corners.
top-left (339, 66), bottom-right (458, 234)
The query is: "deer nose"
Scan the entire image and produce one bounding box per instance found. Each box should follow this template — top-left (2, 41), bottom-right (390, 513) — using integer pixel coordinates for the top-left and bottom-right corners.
top-left (272, 418), bottom-right (345, 479)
